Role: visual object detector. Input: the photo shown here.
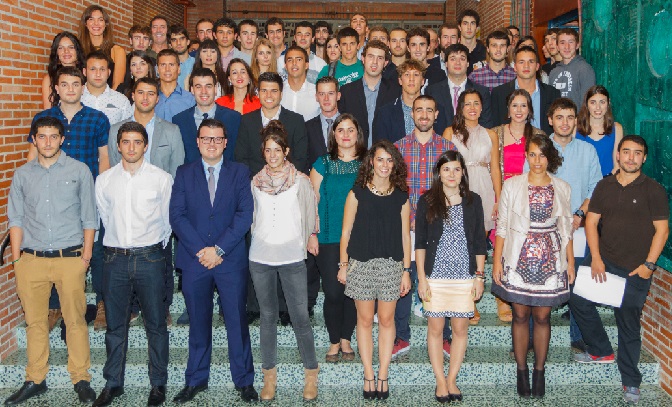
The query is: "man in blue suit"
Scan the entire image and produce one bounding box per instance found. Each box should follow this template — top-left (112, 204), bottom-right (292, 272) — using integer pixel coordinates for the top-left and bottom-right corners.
top-left (170, 118), bottom-right (258, 404)
top-left (172, 68), bottom-right (241, 163)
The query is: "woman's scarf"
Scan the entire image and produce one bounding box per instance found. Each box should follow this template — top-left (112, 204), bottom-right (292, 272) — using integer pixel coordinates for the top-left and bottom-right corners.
top-left (253, 162), bottom-right (299, 195)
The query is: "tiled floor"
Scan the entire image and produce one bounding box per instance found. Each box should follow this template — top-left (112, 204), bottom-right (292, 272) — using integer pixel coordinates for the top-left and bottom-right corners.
top-left (0, 385), bottom-right (669, 406)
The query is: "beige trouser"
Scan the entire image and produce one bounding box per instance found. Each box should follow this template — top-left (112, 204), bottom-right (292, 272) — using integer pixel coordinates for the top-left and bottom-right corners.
top-left (14, 252), bottom-right (91, 384)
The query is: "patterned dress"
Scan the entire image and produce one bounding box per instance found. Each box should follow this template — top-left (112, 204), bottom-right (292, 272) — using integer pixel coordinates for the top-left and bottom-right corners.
top-left (491, 184), bottom-right (569, 307)
top-left (423, 205), bottom-right (475, 318)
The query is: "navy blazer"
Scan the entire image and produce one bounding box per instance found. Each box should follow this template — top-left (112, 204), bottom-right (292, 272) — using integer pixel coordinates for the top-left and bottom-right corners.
top-left (425, 79), bottom-right (493, 128)
top-left (172, 105), bottom-right (242, 163)
top-left (338, 77), bottom-right (401, 145)
top-left (306, 115), bottom-right (328, 169)
top-left (169, 159), bottom-right (253, 273)
top-left (491, 80), bottom-right (561, 136)
top-left (371, 98), bottom-right (449, 144)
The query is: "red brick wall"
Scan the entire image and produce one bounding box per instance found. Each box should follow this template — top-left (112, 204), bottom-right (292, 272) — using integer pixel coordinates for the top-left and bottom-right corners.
top-left (456, 0), bottom-right (512, 38)
top-left (134, 0), bottom-right (185, 28)
top-left (642, 270), bottom-right (672, 395)
top-left (0, 0), bottom-right (132, 362)
top-left (186, 1), bottom-right (224, 38)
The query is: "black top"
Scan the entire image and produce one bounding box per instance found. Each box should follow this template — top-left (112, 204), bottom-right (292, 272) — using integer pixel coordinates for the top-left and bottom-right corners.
top-left (348, 185), bottom-right (408, 262)
top-left (415, 192), bottom-right (487, 277)
top-left (588, 172), bottom-right (669, 272)
top-left (467, 41), bottom-right (488, 75)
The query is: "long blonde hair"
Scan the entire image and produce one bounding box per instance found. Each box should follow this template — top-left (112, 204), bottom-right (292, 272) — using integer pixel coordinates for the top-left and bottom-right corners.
top-left (250, 38), bottom-right (277, 80)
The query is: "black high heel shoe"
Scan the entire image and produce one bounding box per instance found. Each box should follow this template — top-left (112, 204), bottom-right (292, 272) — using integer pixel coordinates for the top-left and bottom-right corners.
top-left (531, 368), bottom-right (545, 398)
top-left (363, 377), bottom-right (377, 400)
top-left (376, 378), bottom-right (389, 400)
top-left (517, 367), bottom-right (531, 398)
top-left (435, 386), bottom-right (450, 403)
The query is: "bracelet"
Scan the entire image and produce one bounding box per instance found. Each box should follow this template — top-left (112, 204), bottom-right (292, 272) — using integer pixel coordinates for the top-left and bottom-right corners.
top-left (403, 267), bottom-right (412, 274)
top-left (474, 270), bottom-right (485, 276)
top-left (11, 259), bottom-right (19, 265)
top-left (475, 276), bottom-right (486, 280)
top-left (338, 261), bottom-right (349, 267)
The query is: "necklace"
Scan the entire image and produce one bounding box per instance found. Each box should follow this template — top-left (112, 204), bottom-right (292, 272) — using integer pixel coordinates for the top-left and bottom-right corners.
top-left (445, 191), bottom-right (461, 205)
top-left (508, 124), bottom-right (523, 145)
top-left (367, 182), bottom-right (394, 196)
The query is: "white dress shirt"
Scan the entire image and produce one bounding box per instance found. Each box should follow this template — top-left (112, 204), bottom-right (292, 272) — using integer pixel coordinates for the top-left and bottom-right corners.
top-left (281, 80), bottom-right (320, 121)
top-left (95, 160), bottom-right (173, 249)
top-left (82, 85), bottom-right (133, 125)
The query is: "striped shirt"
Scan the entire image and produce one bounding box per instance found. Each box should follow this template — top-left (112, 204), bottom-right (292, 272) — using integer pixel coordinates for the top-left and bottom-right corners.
top-left (468, 64), bottom-right (516, 93)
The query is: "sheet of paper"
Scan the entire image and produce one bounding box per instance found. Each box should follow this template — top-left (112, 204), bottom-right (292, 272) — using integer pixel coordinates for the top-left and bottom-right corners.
top-left (410, 230), bottom-right (415, 262)
top-left (573, 227), bottom-right (586, 257)
top-left (573, 265), bottom-right (626, 307)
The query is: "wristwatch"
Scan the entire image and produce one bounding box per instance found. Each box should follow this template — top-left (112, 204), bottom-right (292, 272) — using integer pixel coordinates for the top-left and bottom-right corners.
top-left (644, 261), bottom-right (657, 272)
top-left (574, 209), bottom-right (585, 219)
top-left (214, 245), bottom-right (225, 258)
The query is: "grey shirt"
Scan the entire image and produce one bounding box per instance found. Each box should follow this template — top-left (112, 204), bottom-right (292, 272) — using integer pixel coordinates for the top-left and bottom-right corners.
top-left (8, 151), bottom-right (98, 250)
top-left (363, 79), bottom-right (381, 147)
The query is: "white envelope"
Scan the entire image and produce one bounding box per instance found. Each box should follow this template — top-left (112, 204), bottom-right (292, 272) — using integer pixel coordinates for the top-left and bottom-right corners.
top-left (573, 265), bottom-right (626, 307)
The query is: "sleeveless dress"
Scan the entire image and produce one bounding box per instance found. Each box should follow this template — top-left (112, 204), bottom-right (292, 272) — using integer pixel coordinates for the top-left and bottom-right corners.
top-left (490, 184), bottom-right (570, 307)
top-left (452, 125), bottom-right (496, 230)
top-left (576, 126), bottom-right (616, 177)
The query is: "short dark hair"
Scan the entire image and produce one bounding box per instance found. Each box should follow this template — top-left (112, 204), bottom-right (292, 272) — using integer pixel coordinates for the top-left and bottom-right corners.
top-left (32, 116), bottom-right (64, 139)
top-left (284, 44), bottom-right (308, 62)
top-left (526, 133), bottom-right (563, 174)
top-left (265, 17), bottom-right (284, 31)
top-left (545, 27), bottom-right (560, 38)
top-left (214, 18), bottom-right (238, 34)
top-left (117, 121), bottom-right (148, 145)
top-left (239, 19), bottom-right (258, 32)
top-left (195, 18), bottom-right (213, 29)
top-left (413, 95), bottom-right (436, 109)
top-left (506, 24), bottom-right (520, 32)
top-left (315, 20), bottom-right (332, 35)
top-left (198, 118), bottom-right (227, 138)
top-left (315, 76), bottom-right (339, 90)
top-left (132, 77), bottom-right (159, 93)
top-left (547, 97), bottom-right (577, 117)
top-left (128, 25), bottom-right (151, 38)
top-left (445, 43), bottom-right (469, 61)
top-left (157, 48), bottom-right (179, 64)
top-left (188, 67), bottom-right (216, 89)
top-left (390, 27), bottom-right (407, 37)
top-left (294, 21), bottom-right (313, 36)
top-left (368, 26), bottom-right (389, 38)
top-left (514, 45), bottom-right (539, 63)
top-left (362, 40), bottom-right (391, 61)
top-left (350, 13), bottom-right (368, 25)
top-left (169, 24), bottom-right (189, 40)
top-left (557, 27), bottom-right (579, 43)
top-left (150, 16), bottom-right (168, 27)
top-left (486, 30), bottom-right (510, 47)
top-left (85, 50), bottom-right (112, 68)
top-left (337, 27), bottom-right (358, 44)
top-left (56, 65), bottom-right (85, 83)
top-left (407, 27), bottom-right (430, 43)
top-left (457, 9), bottom-right (480, 27)
top-left (618, 135), bottom-right (648, 156)
top-left (257, 71), bottom-right (283, 92)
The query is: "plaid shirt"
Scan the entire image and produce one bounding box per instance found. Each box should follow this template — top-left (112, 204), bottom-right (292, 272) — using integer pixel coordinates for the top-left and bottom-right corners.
top-left (395, 132), bottom-right (456, 223)
top-left (468, 64), bottom-right (517, 92)
top-left (30, 105), bottom-right (110, 179)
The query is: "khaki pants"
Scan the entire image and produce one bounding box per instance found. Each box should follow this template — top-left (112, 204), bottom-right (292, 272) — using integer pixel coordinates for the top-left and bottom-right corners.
top-left (14, 252), bottom-right (91, 384)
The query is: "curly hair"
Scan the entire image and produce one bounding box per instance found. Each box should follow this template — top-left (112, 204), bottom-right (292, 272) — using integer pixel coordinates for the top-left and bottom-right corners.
top-left (526, 133), bottom-right (562, 174)
top-left (424, 150), bottom-right (472, 222)
top-left (354, 140), bottom-right (408, 191)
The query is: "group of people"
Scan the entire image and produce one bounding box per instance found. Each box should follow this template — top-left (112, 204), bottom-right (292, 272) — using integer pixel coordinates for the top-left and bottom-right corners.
top-left (4, 4), bottom-right (669, 407)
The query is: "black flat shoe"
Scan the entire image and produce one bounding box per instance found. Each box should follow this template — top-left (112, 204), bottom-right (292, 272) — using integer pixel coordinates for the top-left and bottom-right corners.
top-left (516, 368), bottom-right (531, 398)
top-left (4, 381), bottom-right (48, 405)
top-left (434, 386), bottom-right (450, 403)
top-left (74, 380), bottom-right (96, 403)
top-left (363, 378), bottom-right (376, 400)
top-left (173, 384), bottom-right (208, 404)
top-left (449, 392), bottom-right (463, 402)
top-left (147, 385), bottom-right (166, 406)
top-left (92, 386), bottom-right (124, 407)
top-left (236, 385), bottom-right (259, 403)
top-left (279, 311), bottom-right (291, 326)
top-left (532, 368), bottom-right (545, 398)
top-left (376, 378), bottom-right (389, 400)
top-left (246, 311), bottom-right (260, 324)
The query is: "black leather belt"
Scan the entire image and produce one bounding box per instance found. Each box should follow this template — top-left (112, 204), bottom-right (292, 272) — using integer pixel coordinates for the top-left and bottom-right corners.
top-left (104, 243), bottom-right (162, 255)
top-left (23, 246), bottom-right (82, 258)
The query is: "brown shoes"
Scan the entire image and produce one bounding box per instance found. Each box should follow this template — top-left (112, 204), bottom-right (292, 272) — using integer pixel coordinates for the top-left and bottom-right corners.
top-left (469, 304), bottom-right (481, 326)
top-left (93, 301), bottom-right (106, 331)
top-left (496, 298), bottom-right (513, 322)
top-left (48, 309), bottom-right (62, 332)
top-left (303, 367), bottom-right (319, 401)
top-left (260, 367), bottom-right (277, 401)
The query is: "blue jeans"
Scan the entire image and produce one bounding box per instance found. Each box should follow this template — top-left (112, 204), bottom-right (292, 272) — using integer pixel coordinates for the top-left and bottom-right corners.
top-left (394, 262), bottom-right (452, 342)
top-left (102, 244), bottom-right (168, 387)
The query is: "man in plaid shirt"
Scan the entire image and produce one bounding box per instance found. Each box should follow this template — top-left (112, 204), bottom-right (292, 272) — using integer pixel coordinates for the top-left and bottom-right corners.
top-left (391, 94), bottom-right (456, 360)
top-left (468, 31), bottom-right (516, 93)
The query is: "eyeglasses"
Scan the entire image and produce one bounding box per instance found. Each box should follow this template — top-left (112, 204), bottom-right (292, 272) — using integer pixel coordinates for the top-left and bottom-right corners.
top-left (199, 136), bottom-right (225, 144)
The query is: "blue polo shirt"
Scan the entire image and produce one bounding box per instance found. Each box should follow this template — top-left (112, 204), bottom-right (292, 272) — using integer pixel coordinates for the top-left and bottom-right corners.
top-left (156, 85), bottom-right (195, 122)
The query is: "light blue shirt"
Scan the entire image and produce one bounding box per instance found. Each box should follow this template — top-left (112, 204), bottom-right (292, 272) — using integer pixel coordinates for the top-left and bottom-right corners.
top-left (320, 112), bottom-right (340, 146)
top-left (156, 85), bottom-right (195, 122)
top-left (362, 79), bottom-right (381, 147)
top-left (524, 135), bottom-right (602, 213)
top-left (177, 56), bottom-right (196, 91)
top-left (515, 79), bottom-right (541, 129)
top-left (201, 157), bottom-right (224, 190)
top-left (402, 101), bottom-right (414, 136)
top-left (194, 105), bottom-right (217, 129)
top-left (144, 116), bottom-right (156, 163)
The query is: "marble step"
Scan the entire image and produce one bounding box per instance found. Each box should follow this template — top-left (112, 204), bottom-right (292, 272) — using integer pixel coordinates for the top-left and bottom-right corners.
top-left (16, 313), bottom-right (619, 350)
top-left (0, 346), bottom-right (659, 389)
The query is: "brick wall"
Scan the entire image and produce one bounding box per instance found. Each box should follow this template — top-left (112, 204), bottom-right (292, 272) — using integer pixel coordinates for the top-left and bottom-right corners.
top-left (186, 0), bottom-right (224, 38)
top-left (134, 0), bottom-right (185, 28)
top-left (642, 270), bottom-right (672, 395)
top-left (0, 0), bottom-right (133, 362)
top-left (456, 0), bottom-right (512, 38)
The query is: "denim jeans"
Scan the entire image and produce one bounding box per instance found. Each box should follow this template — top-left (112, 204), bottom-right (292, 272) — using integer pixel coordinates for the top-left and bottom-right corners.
top-left (102, 244), bottom-right (168, 387)
top-left (250, 260), bottom-right (317, 370)
top-left (394, 262), bottom-right (452, 342)
top-left (569, 254), bottom-right (652, 387)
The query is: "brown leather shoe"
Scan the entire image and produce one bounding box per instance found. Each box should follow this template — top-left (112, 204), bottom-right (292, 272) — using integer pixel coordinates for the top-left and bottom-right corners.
top-left (469, 304), bottom-right (481, 326)
top-left (496, 298), bottom-right (513, 322)
top-left (48, 309), bottom-right (62, 332)
top-left (93, 301), bottom-right (106, 331)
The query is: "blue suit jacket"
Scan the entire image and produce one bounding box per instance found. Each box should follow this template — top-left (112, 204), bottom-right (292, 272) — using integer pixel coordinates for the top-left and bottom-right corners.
top-left (371, 98), bottom-right (449, 144)
top-left (169, 159), bottom-right (253, 273)
top-left (172, 105), bottom-right (242, 163)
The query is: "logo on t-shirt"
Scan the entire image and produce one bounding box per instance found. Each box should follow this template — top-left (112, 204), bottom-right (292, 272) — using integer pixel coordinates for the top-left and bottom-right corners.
top-left (552, 70), bottom-right (573, 97)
